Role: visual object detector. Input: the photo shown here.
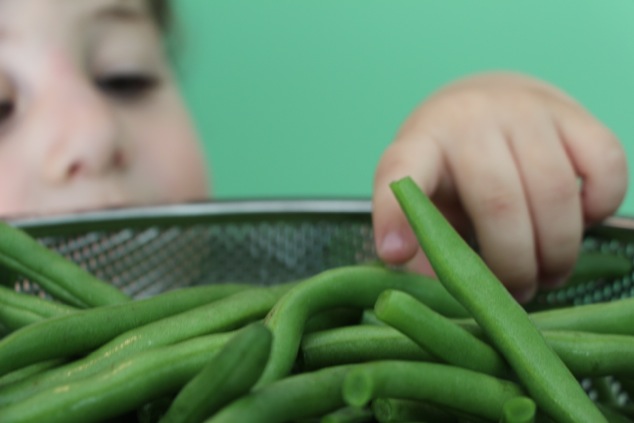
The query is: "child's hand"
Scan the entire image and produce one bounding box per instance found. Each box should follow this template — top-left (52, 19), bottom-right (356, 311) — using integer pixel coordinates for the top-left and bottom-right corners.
top-left (373, 72), bottom-right (628, 302)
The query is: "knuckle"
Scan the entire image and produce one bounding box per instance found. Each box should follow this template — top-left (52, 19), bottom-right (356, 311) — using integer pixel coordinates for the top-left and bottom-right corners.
top-left (540, 176), bottom-right (580, 206)
top-left (477, 189), bottom-right (521, 219)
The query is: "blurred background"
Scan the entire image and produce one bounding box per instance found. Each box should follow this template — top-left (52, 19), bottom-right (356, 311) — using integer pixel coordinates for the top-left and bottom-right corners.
top-left (173, 1), bottom-right (634, 215)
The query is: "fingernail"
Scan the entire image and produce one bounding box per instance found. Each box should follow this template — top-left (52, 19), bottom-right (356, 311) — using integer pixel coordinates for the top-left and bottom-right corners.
top-left (379, 231), bottom-right (405, 258)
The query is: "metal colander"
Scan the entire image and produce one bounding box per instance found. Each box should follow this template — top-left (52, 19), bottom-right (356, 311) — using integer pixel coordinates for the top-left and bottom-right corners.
top-left (4, 199), bottom-right (634, 408)
top-left (7, 199), bottom-right (634, 308)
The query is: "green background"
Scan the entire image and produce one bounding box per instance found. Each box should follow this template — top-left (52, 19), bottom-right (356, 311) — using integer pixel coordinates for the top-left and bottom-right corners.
top-left (173, 1), bottom-right (634, 215)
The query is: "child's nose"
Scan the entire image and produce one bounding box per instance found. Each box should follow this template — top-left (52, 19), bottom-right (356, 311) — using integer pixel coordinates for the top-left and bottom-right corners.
top-left (40, 60), bottom-right (127, 185)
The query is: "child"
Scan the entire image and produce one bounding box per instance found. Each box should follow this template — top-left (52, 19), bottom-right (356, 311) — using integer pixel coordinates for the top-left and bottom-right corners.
top-left (0, 0), bottom-right (627, 303)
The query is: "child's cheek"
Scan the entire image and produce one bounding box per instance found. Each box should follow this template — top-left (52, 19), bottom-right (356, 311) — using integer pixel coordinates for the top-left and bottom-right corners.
top-left (0, 145), bottom-right (35, 216)
top-left (125, 108), bottom-right (209, 204)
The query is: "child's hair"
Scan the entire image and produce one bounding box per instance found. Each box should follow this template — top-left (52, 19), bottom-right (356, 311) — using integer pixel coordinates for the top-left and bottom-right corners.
top-left (149, 0), bottom-right (171, 33)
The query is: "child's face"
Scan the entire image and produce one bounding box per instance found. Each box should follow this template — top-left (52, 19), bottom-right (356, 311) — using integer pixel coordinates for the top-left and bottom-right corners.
top-left (0, 0), bottom-right (209, 217)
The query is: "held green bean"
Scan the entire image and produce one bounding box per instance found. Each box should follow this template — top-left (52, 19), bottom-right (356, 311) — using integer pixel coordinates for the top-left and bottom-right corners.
top-left (0, 332), bottom-right (234, 423)
top-left (0, 221), bottom-right (130, 307)
top-left (0, 283), bottom-right (251, 376)
top-left (159, 323), bottom-right (273, 423)
top-left (342, 360), bottom-right (524, 421)
top-left (374, 289), bottom-right (510, 378)
top-left (390, 176), bottom-right (606, 423)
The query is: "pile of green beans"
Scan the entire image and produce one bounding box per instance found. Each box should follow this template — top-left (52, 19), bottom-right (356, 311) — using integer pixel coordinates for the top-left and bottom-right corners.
top-left (1, 177), bottom-right (634, 422)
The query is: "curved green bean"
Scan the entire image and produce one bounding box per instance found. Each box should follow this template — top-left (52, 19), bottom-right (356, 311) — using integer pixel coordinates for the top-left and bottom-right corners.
top-left (159, 323), bottom-right (272, 423)
top-left (301, 325), bottom-right (434, 370)
top-left (0, 332), bottom-right (234, 423)
top-left (0, 282), bottom-right (251, 376)
top-left (391, 176), bottom-right (605, 423)
top-left (375, 289), bottom-right (509, 378)
top-left (342, 360), bottom-right (524, 421)
top-left (259, 265), bottom-right (458, 386)
top-left (205, 365), bottom-right (353, 423)
top-left (0, 221), bottom-right (129, 307)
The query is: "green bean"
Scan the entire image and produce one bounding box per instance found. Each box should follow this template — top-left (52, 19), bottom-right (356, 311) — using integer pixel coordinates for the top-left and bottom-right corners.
top-left (0, 285), bottom-right (76, 318)
top-left (205, 365), bottom-right (353, 423)
top-left (455, 296), bottom-right (634, 337)
top-left (0, 332), bottom-right (234, 423)
top-left (342, 360), bottom-right (524, 421)
top-left (304, 325), bottom-right (634, 380)
top-left (529, 297), bottom-right (634, 335)
top-left (390, 176), bottom-right (605, 423)
top-left (374, 289), bottom-right (509, 378)
top-left (320, 407), bottom-right (373, 423)
top-left (304, 308), bottom-right (363, 334)
top-left (566, 250), bottom-right (632, 287)
top-left (0, 221), bottom-right (130, 307)
top-left (0, 283), bottom-right (285, 406)
top-left (159, 323), bottom-right (273, 423)
top-left (371, 398), bottom-right (457, 423)
top-left (596, 404), bottom-right (634, 423)
top-left (500, 397), bottom-right (536, 423)
top-left (544, 331), bottom-right (634, 377)
top-left (0, 285), bottom-right (76, 331)
top-left (592, 377), bottom-right (620, 407)
top-left (259, 265), bottom-right (458, 386)
top-left (0, 304), bottom-right (44, 331)
top-left (0, 359), bottom-right (64, 389)
top-left (300, 325), bottom-right (434, 370)
top-left (0, 283), bottom-right (251, 376)
top-left (138, 397), bottom-right (174, 423)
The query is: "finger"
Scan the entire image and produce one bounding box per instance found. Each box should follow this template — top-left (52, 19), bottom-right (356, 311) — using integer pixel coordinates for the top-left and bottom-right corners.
top-left (404, 247), bottom-right (436, 278)
top-left (449, 131), bottom-right (538, 302)
top-left (509, 116), bottom-right (583, 288)
top-left (372, 135), bottom-right (443, 265)
top-left (555, 105), bottom-right (628, 225)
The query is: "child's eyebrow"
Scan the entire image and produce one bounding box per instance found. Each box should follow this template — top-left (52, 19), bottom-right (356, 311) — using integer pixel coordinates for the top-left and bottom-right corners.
top-left (90, 0), bottom-right (150, 26)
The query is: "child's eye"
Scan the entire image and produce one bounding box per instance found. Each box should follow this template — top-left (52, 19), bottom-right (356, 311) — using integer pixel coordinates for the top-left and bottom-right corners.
top-left (0, 101), bottom-right (14, 124)
top-left (96, 74), bottom-right (159, 101)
